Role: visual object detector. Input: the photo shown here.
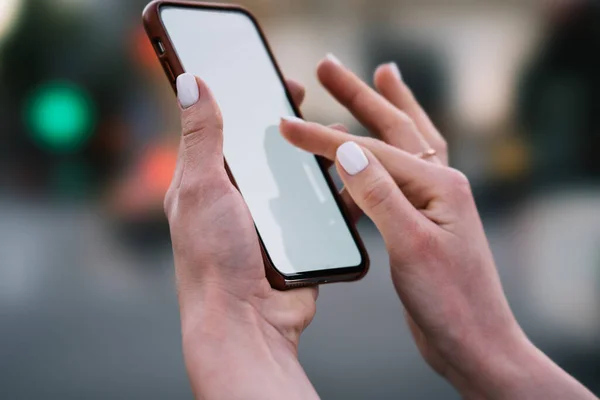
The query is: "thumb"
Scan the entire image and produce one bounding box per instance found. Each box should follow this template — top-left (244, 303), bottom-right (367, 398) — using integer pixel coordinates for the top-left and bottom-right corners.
top-left (176, 73), bottom-right (226, 188)
top-left (335, 142), bottom-right (422, 247)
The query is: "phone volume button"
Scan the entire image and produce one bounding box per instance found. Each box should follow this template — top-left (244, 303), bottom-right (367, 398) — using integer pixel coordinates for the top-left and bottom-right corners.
top-left (162, 61), bottom-right (176, 84)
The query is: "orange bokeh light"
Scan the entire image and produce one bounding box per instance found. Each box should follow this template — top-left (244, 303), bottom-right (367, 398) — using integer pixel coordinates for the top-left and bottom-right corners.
top-left (140, 144), bottom-right (178, 195)
top-left (132, 26), bottom-right (161, 71)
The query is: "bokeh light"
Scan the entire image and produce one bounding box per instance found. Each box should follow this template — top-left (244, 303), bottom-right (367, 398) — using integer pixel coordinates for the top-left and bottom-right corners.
top-left (25, 82), bottom-right (96, 153)
top-left (0, 0), bottom-right (23, 45)
top-left (140, 144), bottom-right (178, 194)
top-left (132, 26), bottom-right (162, 71)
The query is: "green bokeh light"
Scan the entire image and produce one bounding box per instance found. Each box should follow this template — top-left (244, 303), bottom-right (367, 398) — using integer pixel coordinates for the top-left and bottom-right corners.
top-left (26, 82), bottom-right (96, 153)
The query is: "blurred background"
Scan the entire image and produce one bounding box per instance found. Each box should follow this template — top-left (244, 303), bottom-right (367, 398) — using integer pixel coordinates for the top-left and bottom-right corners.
top-left (1, 0), bottom-right (600, 398)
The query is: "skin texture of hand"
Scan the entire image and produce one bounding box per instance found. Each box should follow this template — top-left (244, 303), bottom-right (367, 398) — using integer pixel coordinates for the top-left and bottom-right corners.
top-left (167, 74), bottom-right (324, 400)
top-left (279, 56), bottom-right (597, 400)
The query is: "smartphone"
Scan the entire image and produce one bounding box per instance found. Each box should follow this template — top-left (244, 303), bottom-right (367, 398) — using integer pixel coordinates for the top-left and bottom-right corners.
top-left (143, 1), bottom-right (369, 290)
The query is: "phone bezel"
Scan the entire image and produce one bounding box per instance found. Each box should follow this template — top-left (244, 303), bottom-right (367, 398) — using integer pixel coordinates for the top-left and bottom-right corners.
top-left (143, 0), bottom-right (369, 290)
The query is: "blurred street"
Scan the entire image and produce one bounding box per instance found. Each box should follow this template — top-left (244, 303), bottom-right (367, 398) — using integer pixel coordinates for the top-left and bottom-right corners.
top-left (1, 0), bottom-right (600, 398)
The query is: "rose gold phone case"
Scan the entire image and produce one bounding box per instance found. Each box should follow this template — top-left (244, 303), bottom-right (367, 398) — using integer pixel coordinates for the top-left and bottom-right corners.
top-left (143, 0), bottom-right (369, 290)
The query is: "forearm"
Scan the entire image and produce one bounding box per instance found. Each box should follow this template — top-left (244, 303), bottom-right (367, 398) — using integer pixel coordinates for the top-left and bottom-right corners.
top-left (180, 289), bottom-right (319, 400)
top-left (459, 334), bottom-right (596, 400)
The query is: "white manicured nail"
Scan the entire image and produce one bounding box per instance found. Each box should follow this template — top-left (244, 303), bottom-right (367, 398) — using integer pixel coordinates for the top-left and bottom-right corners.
top-left (176, 73), bottom-right (199, 109)
top-left (326, 53), bottom-right (342, 66)
top-left (389, 62), bottom-right (402, 80)
top-left (337, 142), bottom-right (369, 176)
top-left (281, 115), bottom-right (305, 123)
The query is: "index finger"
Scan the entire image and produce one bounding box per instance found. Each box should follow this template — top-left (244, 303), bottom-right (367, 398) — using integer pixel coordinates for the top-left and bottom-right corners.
top-left (279, 116), bottom-right (441, 207)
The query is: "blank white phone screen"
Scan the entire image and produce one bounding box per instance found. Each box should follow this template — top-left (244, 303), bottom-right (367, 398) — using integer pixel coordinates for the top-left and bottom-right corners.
top-left (161, 7), bottom-right (361, 275)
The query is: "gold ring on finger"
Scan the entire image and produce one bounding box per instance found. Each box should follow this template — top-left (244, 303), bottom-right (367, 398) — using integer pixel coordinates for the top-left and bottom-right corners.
top-left (414, 148), bottom-right (437, 160)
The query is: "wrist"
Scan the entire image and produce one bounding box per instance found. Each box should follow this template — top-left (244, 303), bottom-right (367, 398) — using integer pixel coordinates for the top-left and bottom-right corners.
top-left (179, 285), bottom-right (318, 400)
top-left (458, 331), bottom-right (540, 399)
top-left (434, 321), bottom-right (523, 398)
top-left (180, 282), bottom-right (296, 365)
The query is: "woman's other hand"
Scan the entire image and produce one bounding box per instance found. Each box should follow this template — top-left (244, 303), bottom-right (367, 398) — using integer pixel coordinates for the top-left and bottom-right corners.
top-left (280, 57), bottom-right (596, 400)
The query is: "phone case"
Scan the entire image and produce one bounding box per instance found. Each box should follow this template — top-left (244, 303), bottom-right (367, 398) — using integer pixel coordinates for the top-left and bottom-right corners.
top-left (143, 0), bottom-right (369, 290)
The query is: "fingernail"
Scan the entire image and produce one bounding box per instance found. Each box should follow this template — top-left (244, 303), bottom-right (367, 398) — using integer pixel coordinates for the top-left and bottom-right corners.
top-left (337, 142), bottom-right (369, 176)
top-left (281, 115), bottom-right (305, 124)
top-left (176, 73), bottom-right (199, 109)
top-left (326, 53), bottom-right (342, 66)
top-left (389, 62), bottom-right (402, 80)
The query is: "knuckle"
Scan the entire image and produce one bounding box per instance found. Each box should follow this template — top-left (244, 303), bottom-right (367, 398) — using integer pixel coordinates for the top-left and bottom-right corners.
top-left (181, 108), bottom-right (223, 139)
top-left (347, 88), bottom-right (368, 111)
top-left (381, 113), bottom-right (417, 139)
top-left (163, 187), bottom-right (175, 219)
top-left (395, 111), bottom-right (415, 128)
top-left (447, 169), bottom-right (472, 199)
top-left (178, 174), bottom-right (234, 207)
top-left (360, 136), bottom-right (381, 148)
top-left (361, 176), bottom-right (394, 213)
top-left (347, 90), bottom-right (385, 121)
top-left (358, 136), bottom-right (385, 153)
top-left (330, 123), bottom-right (348, 133)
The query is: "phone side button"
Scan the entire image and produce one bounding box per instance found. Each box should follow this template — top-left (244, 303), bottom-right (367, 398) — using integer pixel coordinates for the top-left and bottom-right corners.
top-left (162, 61), bottom-right (176, 84)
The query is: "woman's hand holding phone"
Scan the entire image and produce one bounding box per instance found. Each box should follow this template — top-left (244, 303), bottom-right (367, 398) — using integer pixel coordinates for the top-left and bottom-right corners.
top-left (167, 74), bottom-right (325, 400)
top-left (280, 57), bottom-right (596, 400)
